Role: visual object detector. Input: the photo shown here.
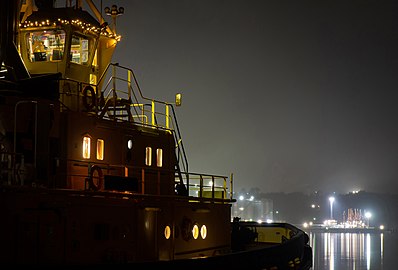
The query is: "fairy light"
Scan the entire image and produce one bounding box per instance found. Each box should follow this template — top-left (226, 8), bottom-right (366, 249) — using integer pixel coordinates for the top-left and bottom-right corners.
top-left (21, 18), bottom-right (121, 40)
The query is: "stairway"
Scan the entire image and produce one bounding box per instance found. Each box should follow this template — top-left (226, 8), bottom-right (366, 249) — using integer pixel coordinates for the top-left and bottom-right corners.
top-left (99, 97), bottom-right (133, 122)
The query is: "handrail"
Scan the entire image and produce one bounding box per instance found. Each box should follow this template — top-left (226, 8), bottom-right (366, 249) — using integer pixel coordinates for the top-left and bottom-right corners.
top-left (0, 151), bottom-right (233, 202)
top-left (59, 64), bottom-right (189, 183)
top-left (177, 171), bottom-right (232, 200)
top-left (95, 63), bottom-right (189, 183)
top-left (61, 157), bottom-right (230, 201)
top-left (168, 103), bottom-right (188, 173)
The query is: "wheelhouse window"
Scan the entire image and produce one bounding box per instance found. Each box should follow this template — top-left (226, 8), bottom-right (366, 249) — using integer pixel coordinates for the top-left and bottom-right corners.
top-left (96, 139), bottom-right (104, 160)
top-left (83, 136), bottom-right (91, 159)
top-left (145, 147), bottom-right (152, 166)
top-left (26, 29), bottom-right (66, 62)
top-left (71, 34), bottom-right (93, 65)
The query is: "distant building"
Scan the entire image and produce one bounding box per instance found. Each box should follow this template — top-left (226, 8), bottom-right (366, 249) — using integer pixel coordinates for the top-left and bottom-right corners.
top-left (232, 196), bottom-right (273, 222)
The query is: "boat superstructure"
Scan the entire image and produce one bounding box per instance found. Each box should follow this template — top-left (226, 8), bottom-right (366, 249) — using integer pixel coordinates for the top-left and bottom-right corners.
top-left (0, 1), bottom-right (312, 269)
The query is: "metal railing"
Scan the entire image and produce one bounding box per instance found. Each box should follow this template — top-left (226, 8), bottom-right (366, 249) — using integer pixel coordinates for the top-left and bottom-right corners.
top-left (178, 171), bottom-right (234, 201)
top-left (64, 159), bottom-right (232, 202)
top-left (96, 63), bottom-right (189, 175)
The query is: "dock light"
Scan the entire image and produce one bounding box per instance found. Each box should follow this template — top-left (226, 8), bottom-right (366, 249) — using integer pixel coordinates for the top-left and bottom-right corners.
top-left (329, 196), bottom-right (335, 220)
top-left (379, 225), bottom-right (384, 230)
top-left (365, 212), bottom-right (372, 227)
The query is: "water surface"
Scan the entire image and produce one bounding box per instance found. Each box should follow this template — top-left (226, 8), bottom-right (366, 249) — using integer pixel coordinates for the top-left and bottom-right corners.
top-left (308, 231), bottom-right (398, 270)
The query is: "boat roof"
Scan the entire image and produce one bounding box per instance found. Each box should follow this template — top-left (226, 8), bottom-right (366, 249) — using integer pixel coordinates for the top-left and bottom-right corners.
top-left (24, 7), bottom-right (100, 28)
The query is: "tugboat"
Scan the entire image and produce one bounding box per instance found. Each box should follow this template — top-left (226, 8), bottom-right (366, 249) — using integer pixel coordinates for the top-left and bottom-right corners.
top-left (0, 0), bottom-right (312, 269)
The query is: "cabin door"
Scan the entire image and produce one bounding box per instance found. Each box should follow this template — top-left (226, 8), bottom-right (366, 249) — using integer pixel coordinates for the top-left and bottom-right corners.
top-left (140, 208), bottom-right (159, 261)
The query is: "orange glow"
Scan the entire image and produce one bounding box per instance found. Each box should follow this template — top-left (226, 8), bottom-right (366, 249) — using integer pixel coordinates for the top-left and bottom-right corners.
top-left (96, 139), bottom-right (104, 160)
top-left (164, 226), bottom-right (171, 239)
top-left (83, 136), bottom-right (91, 159)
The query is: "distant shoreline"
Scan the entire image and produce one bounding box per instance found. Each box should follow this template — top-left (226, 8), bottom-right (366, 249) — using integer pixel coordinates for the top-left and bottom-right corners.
top-left (300, 226), bottom-right (392, 234)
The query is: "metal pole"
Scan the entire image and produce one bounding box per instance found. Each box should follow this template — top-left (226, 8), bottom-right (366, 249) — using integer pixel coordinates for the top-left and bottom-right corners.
top-left (151, 100), bottom-right (155, 127)
top-left (14, 100), bottom-right (37, 185)
top-left (165, 104), bottom-right (169, 129)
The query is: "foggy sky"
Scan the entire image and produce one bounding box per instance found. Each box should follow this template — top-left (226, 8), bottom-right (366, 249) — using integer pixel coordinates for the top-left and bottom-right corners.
top-left (102, 0), bottom-right (398, 195)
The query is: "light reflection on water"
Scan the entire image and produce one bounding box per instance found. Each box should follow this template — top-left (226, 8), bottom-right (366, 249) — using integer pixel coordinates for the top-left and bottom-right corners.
top-left (308, 231), bottom-right (398, 270)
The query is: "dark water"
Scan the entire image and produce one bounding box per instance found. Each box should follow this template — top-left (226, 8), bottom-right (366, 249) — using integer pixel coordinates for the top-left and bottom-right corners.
top-left (308, 231), bottom-right (398, 270)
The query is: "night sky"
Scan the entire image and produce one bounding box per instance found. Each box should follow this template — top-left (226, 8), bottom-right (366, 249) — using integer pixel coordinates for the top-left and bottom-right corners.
top-left (99, 0), bottom-right (398, 195)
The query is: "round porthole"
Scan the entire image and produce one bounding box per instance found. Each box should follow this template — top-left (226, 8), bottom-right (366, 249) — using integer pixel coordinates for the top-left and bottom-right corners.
top-left (192, 224), bottom-right (199, 240)
top-left (164, 225), bottom-right (171, 239)
top-left (200, 225), bottom-right (207, 239)
top-left (127, 139), bottom-right (133, 149)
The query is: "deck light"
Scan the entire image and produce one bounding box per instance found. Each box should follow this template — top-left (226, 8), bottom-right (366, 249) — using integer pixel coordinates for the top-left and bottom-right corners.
top-left (175, 93), bottom-right (182, 106)
top-left (104, 4), bottom-right (124, 33)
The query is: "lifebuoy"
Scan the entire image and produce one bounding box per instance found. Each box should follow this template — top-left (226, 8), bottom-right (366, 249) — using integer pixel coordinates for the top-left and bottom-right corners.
top-left (88, 165), bottom-right (103, 191)
top-left (82, 85), bottom-right (96, 111)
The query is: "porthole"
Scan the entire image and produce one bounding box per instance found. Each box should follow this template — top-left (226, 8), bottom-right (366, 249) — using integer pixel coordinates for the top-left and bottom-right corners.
top-left (192, 224), bottom-right (199, 240)
top-left (164, 225), bottom-right (171, 239)
top-left (200, 225), bottom-right (207, 239)
top-left (127, 139), bottom-right (133, 149)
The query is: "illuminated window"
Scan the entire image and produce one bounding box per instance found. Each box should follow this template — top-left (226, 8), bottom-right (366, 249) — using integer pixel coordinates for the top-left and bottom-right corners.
top-left (71, 35), bottom-right (93, 65)
top-left (156, 148), bottom-right (163, 167)
top-left (26, 30), bottom-right (66, 62)
top-left (96, 139), bottom-right (104, 160)
top-left (145, 147), bottom-right (152, 166)
top-left (192, 224), bottom-right (199, 240)
top-left (200, 225), bottom-right (207, 239)
top-left (164, 225), bottom-right (171, 239)
top-left (83, 136), bottom-right (91, 159)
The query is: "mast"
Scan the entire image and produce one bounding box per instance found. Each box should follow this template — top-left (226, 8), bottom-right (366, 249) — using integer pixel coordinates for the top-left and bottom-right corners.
top-left (0, 0), bottom-right (30, 80)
